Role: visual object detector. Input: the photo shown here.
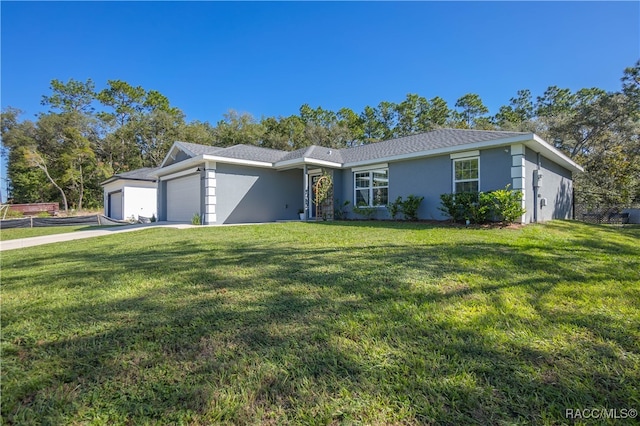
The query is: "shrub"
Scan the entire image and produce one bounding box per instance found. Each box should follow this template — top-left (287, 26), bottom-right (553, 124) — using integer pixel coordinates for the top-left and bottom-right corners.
top-left (191, 213), bottom-right (201, 225)
top-left (388, 196), bottom-right (403, 220)
top-left (439, 186), bottom-right (525, 225)
top-left (3, 210), bottom-right (24, 219)
top-left (334, 199), bottom-right (350, 220)
top-left (490, 185), bottom-right (525, 223)
top-left (401, 195), bottom-right (424, 221)
top-left (439, 193), bottom-right (461, 222)
top-left (352, 204), bottom-right (376, 219)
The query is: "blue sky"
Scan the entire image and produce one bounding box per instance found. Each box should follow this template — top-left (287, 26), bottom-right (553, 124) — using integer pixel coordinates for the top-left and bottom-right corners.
top-left (1, 1), bottom-right (638, 200)
top-left (2, 1), bottom-right (638, 122)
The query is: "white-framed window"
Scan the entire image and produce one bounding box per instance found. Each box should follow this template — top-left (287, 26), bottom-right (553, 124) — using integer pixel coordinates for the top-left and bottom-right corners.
top-left (453, 157), bottom-right (479, 193)
top-left (354, 168), bottom-right (389, 207)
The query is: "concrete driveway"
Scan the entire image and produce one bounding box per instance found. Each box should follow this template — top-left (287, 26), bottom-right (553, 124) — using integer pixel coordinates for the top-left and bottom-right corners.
top-left (0, 222), bottom-right (196, 251)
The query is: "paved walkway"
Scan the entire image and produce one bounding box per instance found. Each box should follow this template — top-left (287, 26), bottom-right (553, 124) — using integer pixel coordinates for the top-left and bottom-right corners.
top-left (0, 222), bottom-right (196, 251)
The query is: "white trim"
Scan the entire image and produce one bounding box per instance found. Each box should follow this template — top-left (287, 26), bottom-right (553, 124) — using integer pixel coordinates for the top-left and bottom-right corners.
top-left (530, 134), bottom-right (583, 172)
top-left (304, 158), bottom-right (342, 168)
top-left (308, 168), bottom-right (322, 174)
top-left (159, 167), bottom-right (201, 181)
top-left (353, 168), bottom-right (389, 207)
top-left (450, 150), bottom-right (479, 160)
top-left (160, 142), bottom-right (198, 168)
top-left (510, 144), bottom-right (525, 156)
top-left (512, 177), bottom-right (525, 190)
top-left (274, 157), bottom-right (342, 169)
top-left (351, 163), bottom-right (388, 172)
top-left (203, 155), bottom-right (273, 168)
top-left (154, 156), bottom-right (205, 177)
top-left (452, 156), bottom-right (480, 193)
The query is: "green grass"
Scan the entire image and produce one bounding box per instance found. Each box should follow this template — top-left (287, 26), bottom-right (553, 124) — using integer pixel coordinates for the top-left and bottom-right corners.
top-left (1, 221), bottom-right (639, 425)
top-left (0, 225), bottom-right (119, 241)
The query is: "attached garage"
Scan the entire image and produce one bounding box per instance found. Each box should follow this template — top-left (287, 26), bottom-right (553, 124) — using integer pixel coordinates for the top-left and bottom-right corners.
top-left (166, 173), bottom-right (200, 222)
top-left (100, 168), bottom-right (158, 221)
top-left (108, 191), bottom-right (123, 220)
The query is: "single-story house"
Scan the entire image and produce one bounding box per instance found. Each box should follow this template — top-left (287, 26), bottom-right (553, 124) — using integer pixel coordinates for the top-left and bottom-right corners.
top-left (100, 167), bottom-right (158, 220)
top-left (102, 129), bottom-right (583, 224)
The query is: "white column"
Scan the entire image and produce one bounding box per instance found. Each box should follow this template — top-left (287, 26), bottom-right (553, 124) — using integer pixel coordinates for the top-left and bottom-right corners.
top-left (303, 165), bottom-right (309, 220)
top-left (204, 162), bottom-right (216, 224)
top-left (511, 144), bottom-right (527, 223)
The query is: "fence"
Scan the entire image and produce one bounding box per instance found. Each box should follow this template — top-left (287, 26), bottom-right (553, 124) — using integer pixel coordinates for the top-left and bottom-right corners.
top-left (0, 215), bottom-right (130, 230)
top-left (573, 191), bottom-right (640, 224)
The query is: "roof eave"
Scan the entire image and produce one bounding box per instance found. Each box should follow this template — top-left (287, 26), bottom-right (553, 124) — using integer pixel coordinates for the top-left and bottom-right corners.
top-left (100, 176), bottom-right (156, 186)
top-left (274, 157), bottom-right (343, 169)
top-left (342, 134), bottom-right (536, 168)
top-left (528, 134), bottom-right (584, 173)
top-left (153, 155), bottom-right (206, 177)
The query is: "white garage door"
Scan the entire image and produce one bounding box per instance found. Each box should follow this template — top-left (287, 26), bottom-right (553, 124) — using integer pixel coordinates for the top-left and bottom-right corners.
top-left (108, 191), bottom-right (123, 220)
top-left (167, 174), bottom-right (200, 222)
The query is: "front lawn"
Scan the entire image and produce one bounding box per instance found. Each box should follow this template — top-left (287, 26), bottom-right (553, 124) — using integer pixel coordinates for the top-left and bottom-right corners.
top-left (1, 221), bottom-right (639, 424)
top-left (0, 225), bottom-right (118, 241)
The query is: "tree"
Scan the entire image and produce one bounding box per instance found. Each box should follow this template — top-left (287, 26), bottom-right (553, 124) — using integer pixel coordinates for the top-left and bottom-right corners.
top-left (181, 120), bottom-right (217, 146)
top-left (375, 101), bottom-right (397, 139)
top-left (495, 89), bottom-right (535, 130)
top-left (360, 105), bottom-right (384, 143)
top-left (25, 148), bottom-right (69, 213)
top-left (337, 107), bottom-right (364, 146)
top-left (395, 93), bottom-right (429, 136)
top-left (454, 93), bottom-right (489, 128)
top-left (299, 105), bottom-right (353, 148)
top-left (424, 97), bottom-right (451, 128)
top-left (1, 108), bottom-right (51, 203)
top-left (41, 78), bottom-right (96, 114)
top-left (215, 110), bottom-right (264, 147)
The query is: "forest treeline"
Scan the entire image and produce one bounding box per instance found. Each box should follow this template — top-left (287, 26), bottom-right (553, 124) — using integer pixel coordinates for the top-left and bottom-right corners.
top-left (1, 61), bottom-right (638, 212)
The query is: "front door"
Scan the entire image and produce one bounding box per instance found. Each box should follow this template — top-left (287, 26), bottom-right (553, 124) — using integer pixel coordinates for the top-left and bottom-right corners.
top-left (309, 174), bottom-right (321, 219)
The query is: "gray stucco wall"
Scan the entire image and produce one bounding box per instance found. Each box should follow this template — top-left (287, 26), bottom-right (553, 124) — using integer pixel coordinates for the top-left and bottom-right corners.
top-left (480, 147), bottom-right (513, 192)
top-left (335, 148), bottom-right (513, 220)
top-left (215, 164), bottom-right (303, 224)
top-left (524, 147), bottom-right (574, 222)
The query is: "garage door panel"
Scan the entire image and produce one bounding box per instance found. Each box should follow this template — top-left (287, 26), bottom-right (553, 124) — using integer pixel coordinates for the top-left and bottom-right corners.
top-left (167, 174), bottom-right (200, 222)
top-left (109, 191), bottom-right (123, 220)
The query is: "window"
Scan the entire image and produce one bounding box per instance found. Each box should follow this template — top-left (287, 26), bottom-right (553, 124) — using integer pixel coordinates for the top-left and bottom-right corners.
top-left (354, 169), bottom-right (388, 206)
top-left (454, 157), bottom-right (479, 193)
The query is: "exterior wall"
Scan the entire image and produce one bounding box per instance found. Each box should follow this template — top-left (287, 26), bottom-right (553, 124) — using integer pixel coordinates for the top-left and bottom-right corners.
top-left (123, 183), bottom-right (157, 220)
top-left (215, 163), bottom-right (303, 224)
top-left (336, 147), bottom-right (513, 220)
top-left (480, 147), bottom-right (513, 192)
top-left (388, 155), bottom-right (451, 220)
top-left (524, 147), bottom-right (574, 222)
top-left (104, 179), bottom-right (157, 220)
top-left (103, 181), bottom-right (124, 217)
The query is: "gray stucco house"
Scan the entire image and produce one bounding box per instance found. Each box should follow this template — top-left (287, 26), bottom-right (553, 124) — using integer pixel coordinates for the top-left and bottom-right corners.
top-left (145, 129), bottom-right (582, 224)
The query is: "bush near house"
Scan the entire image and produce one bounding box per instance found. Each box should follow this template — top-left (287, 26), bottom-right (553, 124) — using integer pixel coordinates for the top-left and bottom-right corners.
top-left (440, 185), bottom-right (525, 224)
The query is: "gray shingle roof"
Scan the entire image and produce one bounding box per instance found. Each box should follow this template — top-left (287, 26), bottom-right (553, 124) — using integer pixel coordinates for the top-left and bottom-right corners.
top-left (212, 144), bottom-right (289, 163)
top-left (174, 141), bottom-right (225, 156)
top-left (113, 167), bottom-right (159, 181)
top-left (340, 129), bottom-right (526, 164)
top-left (172, 129), bottom-right (528, 167)
top-left (278, 145), bottom-right (344, 164)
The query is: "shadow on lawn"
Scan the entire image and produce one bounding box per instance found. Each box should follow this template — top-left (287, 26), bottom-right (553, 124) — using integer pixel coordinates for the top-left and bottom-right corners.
top-left (2, 223), bottom-right (639, 424)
